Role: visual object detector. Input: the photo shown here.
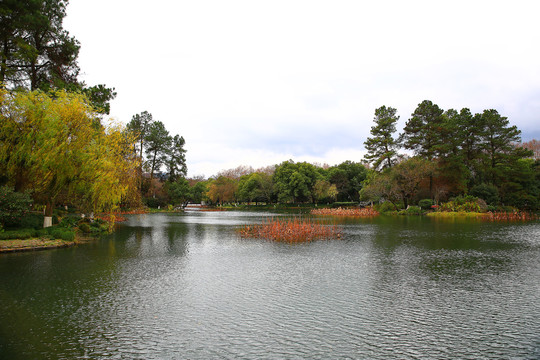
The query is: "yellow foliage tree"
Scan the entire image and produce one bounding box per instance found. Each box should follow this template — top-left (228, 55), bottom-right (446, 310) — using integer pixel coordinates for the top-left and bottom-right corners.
top-left (0, 88), bottom-right (138, 227)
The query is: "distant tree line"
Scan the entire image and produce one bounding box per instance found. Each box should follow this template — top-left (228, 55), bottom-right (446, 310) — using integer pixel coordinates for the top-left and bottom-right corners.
top-left (156, 100), bottom-right (538, 212)
top-left (149, 161), bottom-right (369, 209)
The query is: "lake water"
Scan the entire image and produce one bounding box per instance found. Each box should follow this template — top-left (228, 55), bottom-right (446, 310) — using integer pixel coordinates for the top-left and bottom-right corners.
top-left (1, 212), bottom-right (539, 359)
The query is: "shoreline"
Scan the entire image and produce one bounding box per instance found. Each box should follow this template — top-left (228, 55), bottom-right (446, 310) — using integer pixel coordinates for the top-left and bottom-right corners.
top-left (0, 238), bottom-right (76, 253)
top-left (0, 233), bottom-right (102, 254)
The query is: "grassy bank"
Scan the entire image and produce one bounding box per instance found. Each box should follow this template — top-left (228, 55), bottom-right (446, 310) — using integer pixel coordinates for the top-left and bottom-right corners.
top-left (0, 212), bottom-right (116, 254)
top-left (0, 238), bottom-right (76, 253)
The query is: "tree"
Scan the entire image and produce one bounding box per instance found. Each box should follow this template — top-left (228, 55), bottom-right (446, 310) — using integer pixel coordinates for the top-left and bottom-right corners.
top-left (393, 157), bottom-right (435, 208)
top-left (1, 0), bottom-right (35, 84)
top-left (0, 88), bottom-right (138, 226)
top-left (168, 177), bottom-right (191, 207)
top-left (207, 176), bottom-right (237, 204)
top-left (363, 105), bottom-right (400, 170)
top-left (0, 186), bottom-right (32, 228)
top-left (126, 111), bottom-right (154, 162)
top-left (273, 161), bottom-right (320, 203)
top-left (400, 100), bottom-right (445, 197)
top-left (327, 168), bottom-right (348, 200)
top-left (360, 157), bottom-right (435, 209)
top-left (190, 180), bottom-right (209, 204)
top-left (71, 121), bottom-right (139, 214)
top-left (519, 139), bottom-right (540, 160)
top-left (333, 161), bottom-right (368, 201)
top-left (479, 109), bottom-right (524, 184)
top-left (217, 165), bottom-right (254, 180)
top-left (400, 100), bottom-right (445, 160)
top-left (165, 134), bottom-right (187, 182)
top-left (237, 173), bottom-right (260, 203)
top-left (360, 169), bottom-right (401, 210)
top-left (0, 0), bottom-right (116, 111)
top-left (470, 183), bottom-right (499, 205)
top-left (439, 108), bottom-right (485, 190)
top-left (313, 179), bottom-right (338, 203)
top-left (144, 120), bottom-right (170, 179)
top-left (455, 109), bottom-right (484, 171)
top-left (498, 158), bottom-right (539, 210)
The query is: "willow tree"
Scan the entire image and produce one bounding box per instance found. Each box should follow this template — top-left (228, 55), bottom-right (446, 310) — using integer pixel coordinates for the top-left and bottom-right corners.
top-left (0, 88), bottom-right (138, 227)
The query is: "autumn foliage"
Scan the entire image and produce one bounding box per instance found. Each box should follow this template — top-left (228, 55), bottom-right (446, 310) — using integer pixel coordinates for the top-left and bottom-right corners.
top-left (237, 218), bottom-right (341, 243)
top-left (311, 207), bottom-right (379, 217)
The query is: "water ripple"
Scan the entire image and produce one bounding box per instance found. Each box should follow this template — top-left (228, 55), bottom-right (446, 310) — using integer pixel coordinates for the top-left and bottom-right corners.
top-left (0, 215), bottom-right (539, 359)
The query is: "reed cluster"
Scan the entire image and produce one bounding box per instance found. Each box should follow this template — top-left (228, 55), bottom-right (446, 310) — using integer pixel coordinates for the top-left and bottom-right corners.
top-left (310, 207), bottom-right (379, 217)
top-left (481, 211), bottom-right (538, 222)
top-left (237, 218), bottom-right (341, 243)
top-left (96, 214), bottom-right (127, 222)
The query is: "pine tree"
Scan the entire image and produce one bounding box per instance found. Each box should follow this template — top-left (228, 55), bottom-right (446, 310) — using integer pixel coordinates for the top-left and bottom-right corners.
top-left (363, 105), bottom-right (400, 171)
top-left (400, 100), bottom-right (445, 160)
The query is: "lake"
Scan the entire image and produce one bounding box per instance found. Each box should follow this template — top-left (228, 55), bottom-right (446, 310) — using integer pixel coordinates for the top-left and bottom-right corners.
top-left (1, 212), bottom-right (539, 359)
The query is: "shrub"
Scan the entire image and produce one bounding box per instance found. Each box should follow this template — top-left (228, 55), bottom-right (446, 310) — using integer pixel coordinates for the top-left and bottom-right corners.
top-left (77, 218), bottom-right (110, 234)
top-left (19, 213), bottom-right (45, 229)
top-left (79, 223), bottom-right (91, 233)
top-left (0, 230), bottom-right (35, 240)
top-left (438, 195), bottom-right (487, 213)
top-left (35, 229), bottom-right (50, 237)
top-left (418, 199), bottom-right (434, 210)
top-left (399, 206), bottom-right (423, 215)
top-left (0, 186), bottom-right (33, 227)
top-left (470, 183), bottom-right (499, 205)
top-left (59, 216), bottom-right (80, 228)
top-left (144, 197), bottom-right (166, 209)
top-left (377, 201), bottom-right (398, 213)
top-left (50, 228), bottom-right (75, 241)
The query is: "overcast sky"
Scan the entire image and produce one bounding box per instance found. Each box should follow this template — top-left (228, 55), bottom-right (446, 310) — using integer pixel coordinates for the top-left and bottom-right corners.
top-left (63, 0), bottom-right (540, 177)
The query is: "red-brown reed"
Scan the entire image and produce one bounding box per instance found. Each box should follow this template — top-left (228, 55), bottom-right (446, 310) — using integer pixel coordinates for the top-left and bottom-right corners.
top-left (481, 211), bottom-right (538, 222)
top-left (96, 209), bottom-right (149, 223)
top-left (96, 214), bottom-right (128, 222)
top-left (310, 207), bottom-right (379, 217)
top-left (237, 217), bottom-right (342, 243)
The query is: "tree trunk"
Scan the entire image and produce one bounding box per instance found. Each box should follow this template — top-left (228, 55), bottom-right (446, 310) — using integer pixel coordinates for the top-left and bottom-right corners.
top-left (1, 38), bottom-right (7, 84)
top-left (429, 174), bottom-right (433, 200)
top-left (43, 200), bottom-right (54, 228)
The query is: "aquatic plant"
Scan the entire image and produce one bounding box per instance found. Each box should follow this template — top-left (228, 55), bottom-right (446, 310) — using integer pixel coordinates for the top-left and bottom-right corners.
top-left (310, 207), bottom-right (379, 217)
top-left (481, 211), bottom-right (538, 222)
top-left (237, 218), bottom-right (341, 243)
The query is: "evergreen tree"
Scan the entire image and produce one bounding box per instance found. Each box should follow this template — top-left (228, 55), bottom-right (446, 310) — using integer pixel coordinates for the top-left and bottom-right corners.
top-left (363, 105), bottom-right (400, 171)
top-left (0, 0), bottom-right (116, 113)
top-left (479, 109), bottom-right (522, 184)
top-left (165, 134), bottom-right (187, 182)
top-left (127, 111), bottom-right (154, 162)
top-left (144, 121), bottom-right (170, 180)
top-left (400, 100), bottom-right (445, 160)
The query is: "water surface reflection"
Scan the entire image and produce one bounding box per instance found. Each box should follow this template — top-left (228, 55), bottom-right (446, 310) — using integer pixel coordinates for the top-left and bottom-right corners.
top-left (0, 212), bottom-right (539, 359)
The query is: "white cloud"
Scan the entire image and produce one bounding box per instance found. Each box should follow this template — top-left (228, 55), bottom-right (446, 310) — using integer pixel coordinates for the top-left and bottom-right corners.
top-left (64, 0), bottom-right (540, 177)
